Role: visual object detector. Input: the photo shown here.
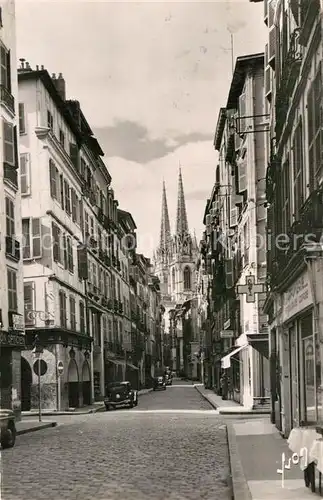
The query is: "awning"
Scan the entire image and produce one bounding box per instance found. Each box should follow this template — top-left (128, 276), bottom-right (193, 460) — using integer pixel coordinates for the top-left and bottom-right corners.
top-left (126, 362), bottom-right (139, 370)
top-left (221, 344), bottom-right (248, 369)
top-left (246, 332), bottom-right (269, 359)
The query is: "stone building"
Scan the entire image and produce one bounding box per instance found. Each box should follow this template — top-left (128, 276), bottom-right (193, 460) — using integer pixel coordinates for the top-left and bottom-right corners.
top-left (0, 0), bottom-right (25, 418)
top-left (153, 169), bottom-right (200, 376)
top-left (201, 53), bottom-right (270, 408)
top-left (18, 63), bottom-right (112, 410)
top-left (262, 0), bottom-right (323, 438)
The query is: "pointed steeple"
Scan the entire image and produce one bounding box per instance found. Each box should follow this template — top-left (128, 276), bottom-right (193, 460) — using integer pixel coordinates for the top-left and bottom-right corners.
top-left (159, 180), bottom-right (171, 251)
top-left (176, 168), bottom-right (189, 236)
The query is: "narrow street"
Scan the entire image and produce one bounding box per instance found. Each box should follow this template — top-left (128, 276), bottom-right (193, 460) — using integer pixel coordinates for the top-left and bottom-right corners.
top-left (2, 384), bottom-right (232, 500)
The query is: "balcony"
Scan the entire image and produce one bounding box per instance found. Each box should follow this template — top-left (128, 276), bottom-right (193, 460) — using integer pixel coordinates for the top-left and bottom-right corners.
top-left (97, 208), bottom-right (104, 224)
top-left (5, 236), bottom-right (20, 262)
top-left (118, 301), bottom-right (123, 314)
top-left (0, 85), bottom-right (15, 114)
top-left (112, 255), bottom-right (117, 267)
top-left (104, 253), bottom-right (111, 267)
top-left (89, 236), bottom-right (97, 251)
top-left (114, 299), bottom-right (119, 312)
top-left (4, 163), bottom-right (18, 189)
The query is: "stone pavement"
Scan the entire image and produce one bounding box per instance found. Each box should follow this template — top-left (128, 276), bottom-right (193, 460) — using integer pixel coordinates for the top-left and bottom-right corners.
top-left (227, 418), bottom-right (322, 500)
top-left (21, 388), bottom-right (153, 416)
top-left (194, 384), bottom-right (270, 415)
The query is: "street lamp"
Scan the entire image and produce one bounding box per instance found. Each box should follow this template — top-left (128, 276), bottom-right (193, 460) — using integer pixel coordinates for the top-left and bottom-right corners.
top-left (32, 335), bottom-right (44, 422)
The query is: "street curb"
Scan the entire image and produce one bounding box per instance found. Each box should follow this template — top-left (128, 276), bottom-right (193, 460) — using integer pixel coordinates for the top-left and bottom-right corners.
top-left (17, 422), bottom-right (57, 435)
top-left (194, 385), bottom-right (218, 409)
top-left (226, 422), bottom-right (252, 500)
top-left (219, 409), bottom-right (271, 415)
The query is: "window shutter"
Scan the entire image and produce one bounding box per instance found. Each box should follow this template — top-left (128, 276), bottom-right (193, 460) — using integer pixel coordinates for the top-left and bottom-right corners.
top-left (49, 160), bottom-right (57, 199)
top-left (20, 153), bottom-right (29, 195)
top-left (22, 219), bottom-right (31, 259)
top-left (52, 223), bottom-right (60, 262)
top-left (238, 93), bottom-right (246, 134)
top-left (62, 234), bottom-right (68, 269)
top-left (77, 245), bottom-right (88, 280)
top-left (6, 49), bottom-right (11, 93)
top-left (13, 125), bottom-right (18, 167)
top-left (67, 237), bottom-right (74, 272)
top-left (19, 103), bottom-right (25, 134)
top-left (237, 157), bottom-right (247, 194)
top-left (71, 189), bottom-right (77, 222)
top-left (32, 218), bottom-right (41, 258)
top-left (69, 143), bottom-right (79, 171)
top-left (24, 282), bottom-right (35, 326)
top-left (3, 119), bottom-right (14, 165)
top-left (64, 180), bottom-right (70, 214)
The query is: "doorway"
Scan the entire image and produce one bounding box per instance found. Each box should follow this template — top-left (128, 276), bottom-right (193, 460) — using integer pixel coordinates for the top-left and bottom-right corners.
top-left (81, 361), bottom-right (91, 406)
top-left (67, 359), bottom-right (79, 408)
top-left (21, 357), bottom-right (32, 411)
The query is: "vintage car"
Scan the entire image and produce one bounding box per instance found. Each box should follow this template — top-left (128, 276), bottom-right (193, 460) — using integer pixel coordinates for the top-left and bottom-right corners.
top-left (153, 375), bottom-right (166, 391)
top-left (0, 409), bottom-right (16, 449)
top-left (104, 381), bottom-right (138, 410)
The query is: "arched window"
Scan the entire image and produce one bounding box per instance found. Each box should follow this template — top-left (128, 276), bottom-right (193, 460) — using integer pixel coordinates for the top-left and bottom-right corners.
top-left (183, 266), bottom-right (191, 290)
top-left (172, 267), bottom-right (175, 287)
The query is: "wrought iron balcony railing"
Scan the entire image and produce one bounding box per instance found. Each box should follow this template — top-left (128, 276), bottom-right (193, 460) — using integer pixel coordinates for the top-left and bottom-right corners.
top-left (0, 85), bottom-right (15, 113)
top-left (4, 163), bottom-right (18, 189)
top-left (5, 236), bottom-right (20, 262)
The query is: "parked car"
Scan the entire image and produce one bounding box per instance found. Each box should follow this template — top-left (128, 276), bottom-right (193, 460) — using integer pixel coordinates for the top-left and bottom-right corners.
top-left (153, 375), bottom-right (166, 391)
top-left (0, 410), bottom-right (16, 449)
top-left (104, 381), bottom-right (138, 410)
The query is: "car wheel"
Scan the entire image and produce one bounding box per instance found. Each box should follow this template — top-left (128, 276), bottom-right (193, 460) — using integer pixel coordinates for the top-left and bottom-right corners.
top-left (1, 425), bottom-right (16, 449)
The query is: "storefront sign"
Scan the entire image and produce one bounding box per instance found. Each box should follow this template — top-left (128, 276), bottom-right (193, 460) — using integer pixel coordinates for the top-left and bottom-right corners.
top-left (0, 331), bottom-right (25, 347)
top-left (282, 271), bottom-right (313, 323)
top-left (220, 330), bottom-right (234, 338)
top-left (12, 314), bottom-right (24, 331)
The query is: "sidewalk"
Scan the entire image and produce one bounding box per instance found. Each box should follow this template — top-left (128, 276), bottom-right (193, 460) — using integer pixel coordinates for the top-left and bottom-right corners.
top-left (227, 418), bottom-right (322, 499)
top-left (21, 388), bottom-right (153, 417)
top-left (16, 420), bottom-right (57, 435)
top-left (194, 384), bottom-right (270, 415)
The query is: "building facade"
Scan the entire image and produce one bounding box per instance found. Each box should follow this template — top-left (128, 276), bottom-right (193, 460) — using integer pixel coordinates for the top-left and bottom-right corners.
top-left (0, 0), bottom-right (25, 418)
top-left (153, 170), bottom-right (200, 377)
top-left (263, 0), bottom-right (323, 437)
top-left (201, 53), bottom-right (270, 408)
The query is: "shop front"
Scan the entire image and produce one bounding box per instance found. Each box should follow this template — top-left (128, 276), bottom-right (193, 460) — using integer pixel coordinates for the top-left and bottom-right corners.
top-left (0, 329), bottom-right (25, 420)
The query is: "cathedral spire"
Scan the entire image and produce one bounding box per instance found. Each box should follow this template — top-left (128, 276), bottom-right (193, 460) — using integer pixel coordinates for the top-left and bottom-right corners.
top-left (176, 168), bottom-right (189, 236)
top-left (159, 180), bottom-right (171, 250)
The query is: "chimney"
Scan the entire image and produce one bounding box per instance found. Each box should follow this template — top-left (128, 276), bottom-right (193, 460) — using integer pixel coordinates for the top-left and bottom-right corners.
top-left (52, 73), bottom-right (56, 79)
top-left (41, 65), bottom-right (44, 70)
top-left (25, 62), bottom-right (31, 70)
top-left (53, 72), bottom-right (66, 101)
top-left (36, 65), bottom-right (39, 71)
top-left (19, 58), bottom-right (25, 69)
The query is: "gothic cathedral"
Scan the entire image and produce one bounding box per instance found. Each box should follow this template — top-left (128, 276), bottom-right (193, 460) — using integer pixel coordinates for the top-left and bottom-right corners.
top-left (153, 169), bottom-right (199, 372)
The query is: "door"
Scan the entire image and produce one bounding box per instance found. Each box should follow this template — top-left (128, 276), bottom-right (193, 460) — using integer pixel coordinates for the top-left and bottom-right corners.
top-left (21, 357), bottom-right (32, 411)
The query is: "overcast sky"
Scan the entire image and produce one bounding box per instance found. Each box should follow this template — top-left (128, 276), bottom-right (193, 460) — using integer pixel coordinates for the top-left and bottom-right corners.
top-left (16, 0), bottom-right (266, 257)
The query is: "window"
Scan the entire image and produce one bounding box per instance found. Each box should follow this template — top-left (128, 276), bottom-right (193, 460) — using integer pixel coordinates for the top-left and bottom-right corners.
top-left (71, 189), bottom-right (78, 223)
top-left (49, 159), bottom-right (58, 199)
top-left (92, 262), bottom-right (97, 288)
top-left (59, 290), bottom-right (67, 328)
top-left (20, 153), bottom-right (31, 195)
top-left (183, 266), bottom-right (191, 290)
top-left (281, 156), bottom-right (291, 234)
top-left (70, 296), bottom-right (76, 330)
top-left (3, 119), bottom-right (14, 165)
top-left (19, 103), bottom-right (26, 134)
top-left (22, 218), bottom-right (42, 259)
top-left (79, 301), bottom-right (85, 332)
top-left (52, 222), bottom-right (61, 263)
top-left (0, 42), bottom-right (11, 91)
top-left (59, 129), bottom-right (65, 149)
top-left (47, 110), bottom-right (54, 130)
top-left (59, 174), bottom-right (64, 209)
top-left (104, 272), bottom-right (108, 298)
top-left (108, 319), bottom-right (112, 342)
top-left (307, 64), bottom-right (322, 189)
top-left (64, 180), bottom-right (71, 214)
top-left (172, 267), bottom-right (175, 288)
top-left (98, 267), bottom-right (103, 294)
top-left (69, 143), bottom-right (79, 170)
top-left (7, 268), bottom-right (17, 311)
top-left (62, 234), bottom-right (68, 269)
top-left (90, 217), bottom-right (94, 236)
top-left (102, 315), bottom-right (108, 343)
top-left (5, 197), bottom-right (14, 236)
top-left (24, 281), bottom-right (36, 326)
top-left (67, 236), bottom-right (74, 272)
top-left (84, 212), bottom-right (89, 236)
top-left (293, 118), bottom-right (304, 220)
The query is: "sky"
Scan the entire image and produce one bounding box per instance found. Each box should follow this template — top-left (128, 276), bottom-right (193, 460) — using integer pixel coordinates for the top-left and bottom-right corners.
top-left (15, 0), bottom-right (267, 258)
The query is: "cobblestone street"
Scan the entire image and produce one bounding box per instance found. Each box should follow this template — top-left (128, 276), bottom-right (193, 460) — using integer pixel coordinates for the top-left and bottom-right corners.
top-left (2, 385), bottom-right (232, 500)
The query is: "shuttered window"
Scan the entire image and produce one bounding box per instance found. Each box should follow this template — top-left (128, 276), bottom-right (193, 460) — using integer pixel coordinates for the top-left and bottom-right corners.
top-left (59, 290), bottom-right (67, 328)
top-left (79, 301), bottom-right (85, 332)
top-left (19, 103), bottom-right (25, 134)
top-left (5, 197), bottom-right (15, 236)
top-left (7, 268), bottom-right (17, 311)
top-left (52, 222), bottom-right (61, 263)
top-left (62, 234), bottom-right (68, 269)
top-left (49, 159), bottom-right (57, 199)
top-left (67, 236), bottom-right (74, 273)
top-left (22, 218), bottom-right (42, 259)
top-left (3, 119), bottom-right (14, 165)
top-left (307, 63), bottom-right (322, 190)
top-left (59, 174), bottom-right (64, 209)
top-left (24, 282), bottom-right (35, 326)
top-left (20, 153), bottom-right (31, 195)
top-left (70, 296), bottom-right (76, 330)
top-left (64, 180), bottom-right (71, 214)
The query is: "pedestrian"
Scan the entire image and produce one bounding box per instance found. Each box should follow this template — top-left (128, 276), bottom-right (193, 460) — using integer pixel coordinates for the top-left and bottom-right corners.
top-left (221, 373), bottom-right (228, 400)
